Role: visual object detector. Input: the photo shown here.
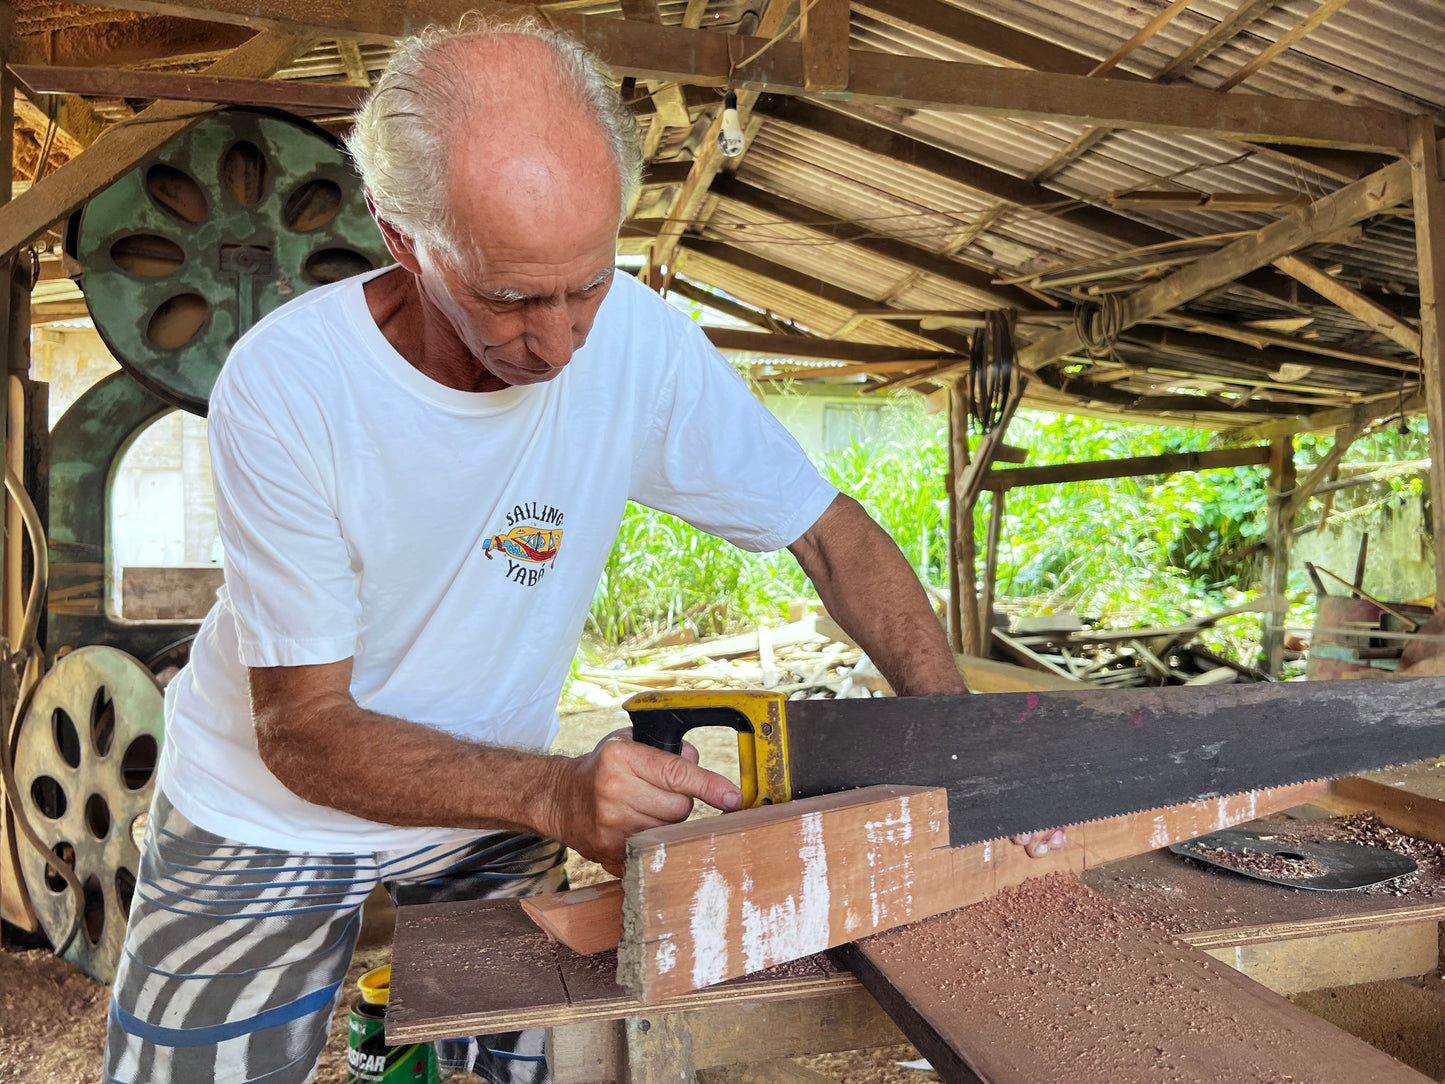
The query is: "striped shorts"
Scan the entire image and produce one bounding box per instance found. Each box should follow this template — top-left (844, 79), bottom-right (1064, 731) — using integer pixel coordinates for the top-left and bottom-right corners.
top-left (105, 788), bottom-right (567, 1084)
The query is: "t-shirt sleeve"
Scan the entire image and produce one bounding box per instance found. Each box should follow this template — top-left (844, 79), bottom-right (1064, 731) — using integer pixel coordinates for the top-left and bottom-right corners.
top-left (629, 319), bottom-right (839, 552)
top-left (208, 402), bottom-right (359, 668)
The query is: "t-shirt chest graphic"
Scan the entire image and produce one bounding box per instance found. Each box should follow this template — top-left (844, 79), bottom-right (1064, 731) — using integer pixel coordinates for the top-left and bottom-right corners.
top-left (484, 499), bottom-right (567, 587)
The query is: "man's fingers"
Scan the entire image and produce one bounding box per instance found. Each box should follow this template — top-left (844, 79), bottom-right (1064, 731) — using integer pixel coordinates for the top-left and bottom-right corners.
top-left (633, 746), bottom-right (743, 812)
top-left (1010, 827), bottom-right (1068, 858)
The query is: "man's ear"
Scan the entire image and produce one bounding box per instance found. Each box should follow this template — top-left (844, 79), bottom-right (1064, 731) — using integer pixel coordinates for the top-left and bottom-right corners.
top-left (366, 192), bottom-right (423, 274)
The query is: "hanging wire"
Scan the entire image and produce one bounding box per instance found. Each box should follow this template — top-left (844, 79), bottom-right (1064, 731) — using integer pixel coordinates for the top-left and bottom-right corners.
top-left (969, 310), bottom-right (1017, 434)
top-left (1073, 293), bottom-right (1127, 358)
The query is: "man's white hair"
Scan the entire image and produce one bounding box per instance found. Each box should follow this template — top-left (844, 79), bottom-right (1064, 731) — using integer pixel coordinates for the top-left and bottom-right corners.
top-left (347, 14), bottom-right (642, 261)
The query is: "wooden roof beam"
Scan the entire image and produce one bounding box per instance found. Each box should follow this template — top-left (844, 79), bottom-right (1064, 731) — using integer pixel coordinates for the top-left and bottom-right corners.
top-left (1153, 0), bottom-right (1276, 83)
top-left (648, 0), bottom-right (796, 273)
top-left (61, 0), bottom-right (1408, 152)
top-left (1120, 324), bottom-right (1417, 383)
top-left (1009, 156), bottom-right (1420, 381)
top-left (1148, 311), bottom-right (1416, 370)
top-left (1213, 0), bottom-right (1353, 93)
top-left (11, 92), bottom-right (104, 163)
top-left (666, 275), bottom-right (804, 333)
top-left (703, 327), bottom-right (958, 364)
top-left (10, 65), bottom-right (367, 112)
top-left (1273, 254), bottom-right (1423, 356)
top-left (0, 32), bottom-right (314, 259)
top-left (680, 237), bottom-right (974, 354)
top-left (17, 16), bottom-right (252, 69)
top-left (1221, 392), bottom-right (1425, 441)
top-left (710, 175), bottom-right (1037, 309)
top-left (901, 151), bottom-right (1421, 389)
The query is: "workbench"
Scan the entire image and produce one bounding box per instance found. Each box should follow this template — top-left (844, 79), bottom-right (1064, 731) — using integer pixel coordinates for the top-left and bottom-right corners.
top-left (388, 784), bottom-right (1445, 1083)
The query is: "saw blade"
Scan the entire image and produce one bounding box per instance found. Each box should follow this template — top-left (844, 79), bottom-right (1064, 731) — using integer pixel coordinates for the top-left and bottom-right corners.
top-left (780, 677), bottom-right (1445, 846)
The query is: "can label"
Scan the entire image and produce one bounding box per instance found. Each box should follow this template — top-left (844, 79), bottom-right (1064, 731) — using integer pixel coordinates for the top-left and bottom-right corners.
top-left (346, 1000), bottom-right (437, 1083)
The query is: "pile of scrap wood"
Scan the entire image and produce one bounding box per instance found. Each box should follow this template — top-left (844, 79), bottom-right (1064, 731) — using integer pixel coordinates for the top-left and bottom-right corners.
top-left (567, 613), bottom-right (888, 708)
top-left (990, 598), bottom-right (1279, 688)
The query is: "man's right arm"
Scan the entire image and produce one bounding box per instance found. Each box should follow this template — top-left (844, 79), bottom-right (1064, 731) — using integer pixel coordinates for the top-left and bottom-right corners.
top-left (249, 660), bottom-right (742, 866)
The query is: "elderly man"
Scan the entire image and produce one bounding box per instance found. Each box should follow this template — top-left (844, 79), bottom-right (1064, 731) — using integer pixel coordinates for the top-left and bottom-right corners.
top-left (103, 18), bottom-right (1051, 1084)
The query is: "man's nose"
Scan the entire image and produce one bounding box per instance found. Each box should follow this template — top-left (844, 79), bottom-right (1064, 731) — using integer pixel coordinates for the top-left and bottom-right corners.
top-left (525, 301), bottom-right (575, 368)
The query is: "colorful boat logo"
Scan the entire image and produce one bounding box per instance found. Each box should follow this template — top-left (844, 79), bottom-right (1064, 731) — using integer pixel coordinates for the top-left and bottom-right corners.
top-left (483, 525), bottom-right (563, 566)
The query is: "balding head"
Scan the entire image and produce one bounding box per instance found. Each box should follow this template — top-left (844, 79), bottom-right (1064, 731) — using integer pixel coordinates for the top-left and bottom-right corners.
top-left (348, 17), bottom-right (641, 264)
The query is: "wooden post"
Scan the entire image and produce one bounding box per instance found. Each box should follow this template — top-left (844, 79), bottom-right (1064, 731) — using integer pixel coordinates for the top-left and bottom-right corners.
top-left (948, 379), bottom-right (980, 656)
top-left (1262, 436), bottom-right (1296, 676)
top-left (0, 0), bottom-right (35, 936)
top-left (980, 489), bottom-right (1005, 637)
top-left (1410, 116), bottom-right (1445, 603)
top-left (623, 1014), bottom-right (696, 1084)
top-left (944, 446), bottom-right (961, 654)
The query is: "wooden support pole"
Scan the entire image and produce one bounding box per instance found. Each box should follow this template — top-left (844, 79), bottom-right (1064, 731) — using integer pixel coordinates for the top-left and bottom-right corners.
top-left (980, 489), bottom-right (1004, 637)
top-left (1263, 436), bottom-right (1296, 677)
top-left (949, 380), bottom-right (980, 657)
top-left (623, 1014), bottom-right (696, 1084)
top-left (0, 0), bottom-right (34, 936)
top-left (1281, 422), bottom-right (1367, 523)
top-left (1411, 115), bottom-right (1445, 603)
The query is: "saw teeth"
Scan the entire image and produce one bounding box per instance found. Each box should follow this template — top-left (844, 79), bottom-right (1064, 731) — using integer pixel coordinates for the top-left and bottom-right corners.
top-left (963, 776), bottom-right (1336, 849)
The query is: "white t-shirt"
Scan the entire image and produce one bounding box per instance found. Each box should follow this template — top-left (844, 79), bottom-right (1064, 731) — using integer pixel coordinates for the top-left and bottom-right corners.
top-left (157, 269), bottom-right (838, 852)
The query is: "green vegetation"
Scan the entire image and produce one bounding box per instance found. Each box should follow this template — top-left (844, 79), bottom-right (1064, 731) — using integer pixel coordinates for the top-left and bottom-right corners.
top-left (587, 394), bottom-right (1429, 667)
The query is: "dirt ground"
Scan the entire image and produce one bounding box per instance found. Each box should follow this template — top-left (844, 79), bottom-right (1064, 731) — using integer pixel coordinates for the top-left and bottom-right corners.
top-left (4, 708), bottom-right (1444, 1082)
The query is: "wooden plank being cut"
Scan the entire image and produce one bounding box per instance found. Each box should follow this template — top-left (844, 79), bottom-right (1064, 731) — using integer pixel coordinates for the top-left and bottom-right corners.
top-left (618, 780), bottom-right (1327, 1001)
top-left (836, 875), bottom-right (1433, 1084)
top-left (619, 785), bottom-right (951, 1002)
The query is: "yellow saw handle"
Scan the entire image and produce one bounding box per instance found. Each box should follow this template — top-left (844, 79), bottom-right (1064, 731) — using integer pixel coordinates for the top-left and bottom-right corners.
top-left (624, 689), bottom-right (792, 809)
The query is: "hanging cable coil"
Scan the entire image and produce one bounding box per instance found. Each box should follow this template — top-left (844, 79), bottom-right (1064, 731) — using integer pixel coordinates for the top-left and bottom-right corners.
top-left (969, 310), bottom-right (1018, 435)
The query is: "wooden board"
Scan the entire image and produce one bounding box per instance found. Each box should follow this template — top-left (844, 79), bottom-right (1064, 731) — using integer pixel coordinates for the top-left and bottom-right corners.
top-left (547, 985), bottom-right (904, 1084)
top-left (955, 654), bottom-right (1081, 693)
top-left (1203, 924), bottom-right (1439, 995)
top-left (619, 786), bottom-right (950, 1002)
top-left (618, 780), bottom-right (1327, 1001)
top-left (836, 875), bottom-right (1434, 1084)
top-left (522, 878), bottom-right (624, 955)
top-left (1330, 763), bottom-right (1445, 842)
top-left (388, 896), bottom-right (861, 1044)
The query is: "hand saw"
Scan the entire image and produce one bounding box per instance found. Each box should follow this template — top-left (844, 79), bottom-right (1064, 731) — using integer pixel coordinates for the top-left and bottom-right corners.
top-left (624, 678), bottom-right (1445, 847)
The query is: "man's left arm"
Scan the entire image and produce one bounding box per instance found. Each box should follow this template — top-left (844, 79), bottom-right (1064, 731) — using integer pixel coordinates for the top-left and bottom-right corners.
top-left (790, 494), bottom-right (1067, 857)
top-left (788, 493), bottom-right (966, 698)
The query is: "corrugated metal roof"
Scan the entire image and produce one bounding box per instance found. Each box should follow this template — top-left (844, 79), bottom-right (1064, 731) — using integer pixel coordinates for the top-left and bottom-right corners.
top-left (37, 0), bottom-right (1439, 423)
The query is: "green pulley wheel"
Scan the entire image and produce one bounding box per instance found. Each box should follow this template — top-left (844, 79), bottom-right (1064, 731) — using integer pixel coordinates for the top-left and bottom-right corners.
top-left (75, 108), bottom-right (390, 416)
top-left (13, 647), bottom-right (165, 983)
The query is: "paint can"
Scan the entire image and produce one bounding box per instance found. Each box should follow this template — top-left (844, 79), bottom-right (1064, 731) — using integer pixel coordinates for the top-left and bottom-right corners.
top-left (346, 965), bottom-right (439, 1083)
